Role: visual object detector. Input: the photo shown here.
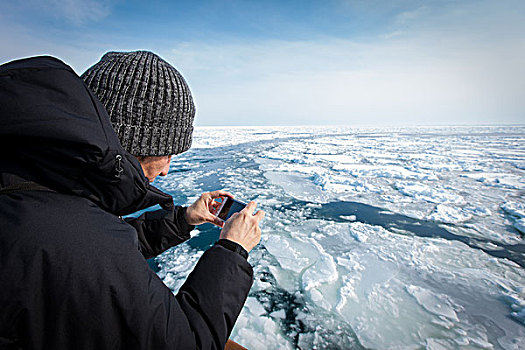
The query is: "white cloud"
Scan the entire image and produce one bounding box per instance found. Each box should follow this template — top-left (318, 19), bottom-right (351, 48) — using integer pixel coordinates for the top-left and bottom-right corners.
top-left (0, 0), bottom-right (117, 71)
top-left (0, 1), bottom-right (114, 27)
top-left (0, 17), bottom-right (110, 75)
top-left (165, 0), bottom-right (525, 126)
top-left (167, 34), bottom-right (524, 126)
top-left (41, 0), bottom-right (113, 25)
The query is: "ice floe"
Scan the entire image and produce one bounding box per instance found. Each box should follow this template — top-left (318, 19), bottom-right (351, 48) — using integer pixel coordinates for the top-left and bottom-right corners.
top-left (502, 201), bottom-right (525, 234)
top-left (427, 204), bottom-right (473, 223)
top-left (396, 182), bottom-right (466, 204)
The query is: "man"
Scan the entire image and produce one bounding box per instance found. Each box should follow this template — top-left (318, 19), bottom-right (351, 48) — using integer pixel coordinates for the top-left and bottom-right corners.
top-left (81, 50), bottom-right (263, 259)
top-left (0, 52), bottom-right (263, 349)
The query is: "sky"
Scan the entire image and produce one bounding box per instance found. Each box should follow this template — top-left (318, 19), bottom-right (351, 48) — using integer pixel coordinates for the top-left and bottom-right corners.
top-left (0, 0), bottom-right (524, 126)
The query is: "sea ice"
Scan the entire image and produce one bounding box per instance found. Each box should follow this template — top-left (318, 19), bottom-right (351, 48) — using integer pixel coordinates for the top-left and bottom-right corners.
top-left (406, 285), bottom-right (461, 322)
top-left (340, 215), bottom-right (357, 221)
top-left (300, 240), bottom-right (338, 292)
top-left (460, 172), bottom-right (524, 189)
top-left (232, 309), bottom-right (293, 350)
top-left (150, 125), bottom-right (525, 350)
top-left (515, 218), bottom-right (525, 234)
top-left (270, 309), bottom-right (286, 319)
top-left (502, 201), bottom-right (525, 234)
top-left (263, 234), bottom-right (319, 274)
top-left (427, 204), bottom-right (472, 224)
top-left (502, 202), bottom-right (525, 219)
top-left (334, 163), bottom-right (439, 181)
top-left (396, 182), bottom-right (465, 204)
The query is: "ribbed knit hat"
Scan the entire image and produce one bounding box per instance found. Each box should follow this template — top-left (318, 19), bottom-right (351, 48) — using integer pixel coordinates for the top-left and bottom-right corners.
top-left (81, 51), bottom-right (195, 156)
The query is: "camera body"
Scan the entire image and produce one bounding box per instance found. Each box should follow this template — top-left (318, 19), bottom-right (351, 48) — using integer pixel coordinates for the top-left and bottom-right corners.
top-left (215, 197), bottom-right (247, 221)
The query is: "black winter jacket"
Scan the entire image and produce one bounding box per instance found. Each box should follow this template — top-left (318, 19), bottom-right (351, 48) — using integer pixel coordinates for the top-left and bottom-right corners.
top-left (0, 57), bottom-right (253, 349)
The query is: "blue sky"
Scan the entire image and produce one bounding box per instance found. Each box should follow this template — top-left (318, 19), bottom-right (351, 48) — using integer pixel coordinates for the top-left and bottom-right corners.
top-left (1, 0), bottom-right (524, 126)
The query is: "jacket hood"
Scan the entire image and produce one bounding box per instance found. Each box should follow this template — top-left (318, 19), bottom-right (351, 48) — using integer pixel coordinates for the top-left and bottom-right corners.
top-left (0, 56), bottom-right (174, 215)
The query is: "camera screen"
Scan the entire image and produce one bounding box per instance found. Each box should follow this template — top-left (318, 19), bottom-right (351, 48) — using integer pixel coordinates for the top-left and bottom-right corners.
top-left (218, 198), bottom-right (246, 221)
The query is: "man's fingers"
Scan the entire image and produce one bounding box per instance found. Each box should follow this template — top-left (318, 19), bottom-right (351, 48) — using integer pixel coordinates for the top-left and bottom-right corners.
top-left (242, 201), bottom-right (257, 215)
top-left (254, 210), bottom-right (265, 222)
top-left (208, 190), bottom-right (233, 199)
top-left (210, 215), bottom-right (224, 227)
top-left (203, 213), bottom-right (223, 227)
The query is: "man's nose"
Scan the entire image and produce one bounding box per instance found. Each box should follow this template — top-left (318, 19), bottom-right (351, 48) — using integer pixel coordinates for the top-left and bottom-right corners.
top-left (160, 156), bottom-right (172, 176)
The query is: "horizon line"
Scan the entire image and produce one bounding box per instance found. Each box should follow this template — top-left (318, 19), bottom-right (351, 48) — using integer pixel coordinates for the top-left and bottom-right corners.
top-left (194, 123), bottom-right (525, 128)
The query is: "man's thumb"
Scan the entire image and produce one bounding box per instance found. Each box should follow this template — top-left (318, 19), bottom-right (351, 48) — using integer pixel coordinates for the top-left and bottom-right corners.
top-left (208, 214), bottom-right (224, 227)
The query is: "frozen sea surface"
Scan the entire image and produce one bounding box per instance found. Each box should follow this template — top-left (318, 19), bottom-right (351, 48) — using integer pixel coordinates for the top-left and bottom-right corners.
top-left (151, 125), bottom-right (525, 349)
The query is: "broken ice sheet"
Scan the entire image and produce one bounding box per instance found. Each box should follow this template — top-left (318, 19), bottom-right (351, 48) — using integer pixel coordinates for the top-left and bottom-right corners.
top-left (152, 126), bottom-right (525, 349)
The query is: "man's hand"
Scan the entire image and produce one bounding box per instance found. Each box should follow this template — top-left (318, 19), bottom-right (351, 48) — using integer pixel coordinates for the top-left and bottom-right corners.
top-left (220, 201), bottom-right (265, 252)
top-left (185, 190), bottom-right (233, 227)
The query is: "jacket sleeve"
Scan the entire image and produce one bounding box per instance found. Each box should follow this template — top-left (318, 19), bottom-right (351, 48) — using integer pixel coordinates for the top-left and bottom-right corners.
top-left (175, 245), bottom-right (254, 348)
top-left (117, 244), bottom-right (254, 349)
top-left (125, 206), bottom-right (195, 259)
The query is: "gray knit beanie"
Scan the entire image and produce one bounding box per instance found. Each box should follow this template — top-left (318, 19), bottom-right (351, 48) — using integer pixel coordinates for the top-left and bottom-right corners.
top-left (81, 51), bottom-right (195, 156)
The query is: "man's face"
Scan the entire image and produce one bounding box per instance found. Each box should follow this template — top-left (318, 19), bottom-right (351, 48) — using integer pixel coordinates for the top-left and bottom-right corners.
top-left (137, 155), bottom-right (172, 182)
